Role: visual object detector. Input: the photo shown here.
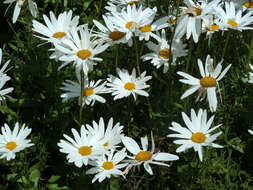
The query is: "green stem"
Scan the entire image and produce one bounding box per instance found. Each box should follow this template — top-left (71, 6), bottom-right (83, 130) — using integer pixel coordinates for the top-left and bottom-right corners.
top-left (247, 31), bottom-right (253, 65)
top-left (115, 44), bottom-right (119, 69)
top-left (133, 36), bottom-right (141, 75)
top-left (221, 31), bottom-right (231, 60)
top-left (79, 71), bottom-right (84, 125)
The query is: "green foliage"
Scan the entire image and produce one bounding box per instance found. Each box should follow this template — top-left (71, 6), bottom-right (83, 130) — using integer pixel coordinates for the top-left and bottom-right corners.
top-left (1, 0), bottom-right (253, 189)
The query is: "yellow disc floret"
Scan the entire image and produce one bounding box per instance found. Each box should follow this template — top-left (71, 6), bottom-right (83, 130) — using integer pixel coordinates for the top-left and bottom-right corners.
top-left (124, 82), bottom-right (136, 91)
top-left (244, 2), bottom-right (253, 8)
top-left (53, 32), bottom-right (66, 38)
top-left (135, 151), bottom-right (152, 162)
top-left (191, 132), bottom-right (206, 143)
top-left (83, 88), bottom-right (94, 97)
top-left (102, 161), bottom-right (114, 170)
top-left (127, 1), bottom-right (138, 5)
top-left (109, 31), bottom-right (125, 41)
top-left (139, 25), bottom-right (152, 33)
top-left (227, 19), bottom-right (238, 27)
top-left (78, 146), bottom-right (92, 156)
top-left (159, 49), bottom-right (170, 59)
top-left (5, 141), bottom-right (17, 151)
top-left (200, 76), bottom-right (217, 87)
top-left (77, 49), bottom-right (92, 60)
top-left (125, 21), bottom-right (136, 29)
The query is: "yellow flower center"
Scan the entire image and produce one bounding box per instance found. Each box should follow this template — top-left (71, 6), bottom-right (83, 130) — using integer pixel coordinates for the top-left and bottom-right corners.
top-left (52, 32), bottom-right (66, 38)
top-left (5, 141), bottom-right (17, 151)
top-left (78, 146), bottom-right (92, 156)
top-left (184, 7), bottom-right (202, 17)
top-left (205, 24), bottom-right (219, 32)
top-left (191, 132), bottom-right (206, 143)
top-left (77, 49), bottom-right (92, 60)
top-left (135, 151), bottom-right (152, 162)
top-left (139, 25), bottom-right (152, 33)
top-left (159, 49), bottom-right (170, 59)
top-left (244, 2), bottom-right (253, 8)
top-left (109, 30), bottom-right (125, 41)
top-left (102, 161), bottom-right (114, 170)
top-left (200, 76), bottom-right (217, 87)
top-left (124, 82), bottom-right (136, 91)
top-left (227, 19), bottom-right (238, 27)
top-left (168, 18), bottom-right (176, 24)
top-left (104, 142), bottom-right (109, 147)
top-left (127, 1), bottom-right (138, 5)
top-left (125, 21), bottom-right (136, 29)
top-left (83, 88), bottom-right (94, 97)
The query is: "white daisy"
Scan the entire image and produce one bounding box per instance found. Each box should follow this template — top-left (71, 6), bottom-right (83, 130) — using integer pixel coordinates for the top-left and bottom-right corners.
top-left (242, 1), bottom-right (253, 11)
top-left (0, 48), bottom-right (14, 104)
top-left (0, 122), bottom-right (33, 161)
top-left (86, 149), bottom-right (128, 183)
top-left (136, 16), bottom-right (168, 41)
top-left (249, 129), bottom-right (253, 135)
top-left (54, 25), bottom-right (109, 75)
top-left (85, 117), bottom-right (124, 151)
top-left (107, 68), bottom-right (152, 100)
top-left (105, 0), bottom-right (145, 13)
top-left (121, 132), bottom-right (179, 175)
top-left (174, 0), bottom-right (220, 42)
top-left (167, 109), bottom-right (223, 162)
top-left (57, 125), bottom-right (105, 168)
top-left (32, 10), bottom-right (79, 44)
top-left (177, 55), bottom-right (231, 112)
top-left (60, 72), bottom-right (108, 106)
top-left (4, 0), bottom-right (37, 24)
top-left (108, 5), bottom-right (157, 41)
top-left (93, 15), bottom-right (128, 46)
top-left (141, 29), bottom-right (188, 73)
top-left (216, 1), bottom-right (253, 31)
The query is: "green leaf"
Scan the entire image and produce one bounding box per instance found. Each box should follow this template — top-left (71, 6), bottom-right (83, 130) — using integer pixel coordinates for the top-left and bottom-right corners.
top-left (29, 169), bottom-right (40, 186)
top-left (48, 175), bottom-right (61, 183)
top-left (47, 184), bottom-right (69, 190)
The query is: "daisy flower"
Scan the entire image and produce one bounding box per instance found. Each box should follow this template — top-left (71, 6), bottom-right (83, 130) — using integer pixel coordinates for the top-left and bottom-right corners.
top-left (60, 72), bottom-right (108, 107)
top-left (105, 0), bottom-right (145, 12)
top-left (107, 68), bottom-right (152, 100)
top-left (108, 5), bottom-right (157, 40)
top-left (57, 125), bottom-right (105, 168)
top-left (4, 0), bottom-right (37, 24)
top-left (85, 117), bottom-right (124, 151)
top-left (86, 149), bottom-right (128, 183)
top-left (177, 55), bottom-right (231, 112)
top-left (32, 10), bottom-right (79, 44)
top-left (174, 0), bottom-right (220, 42)
top-left (216, 1), bottom-right (253, 31)
top-left (0, 122), bottom-right (33, 161)
top-left (141, 29), bottom-right (188, 73)
top-left (54, 25), bottom-right (109, 75)
top-left (167, 109), bottom-right (223, 161)
top-left (93, 15), bottom-right (128, 46)
top-left (0, 48), bottom-right (14, 104)
top-left (122, 132), bottom-right (179, 175)
top-left (136, 16), bottom-right (169, 41)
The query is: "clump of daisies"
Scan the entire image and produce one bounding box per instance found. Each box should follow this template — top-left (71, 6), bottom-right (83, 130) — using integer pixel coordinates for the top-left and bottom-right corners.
top-left (167, 108), bottom-right (223, 161)
top-left (0, 48), bottom-right (14, 105)
top-left (4, 0), bottom-right (37, 23)
top-left (0, 122), bottom-right (34, 160)
top-left (177, 55), bottom-right (231, 112)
